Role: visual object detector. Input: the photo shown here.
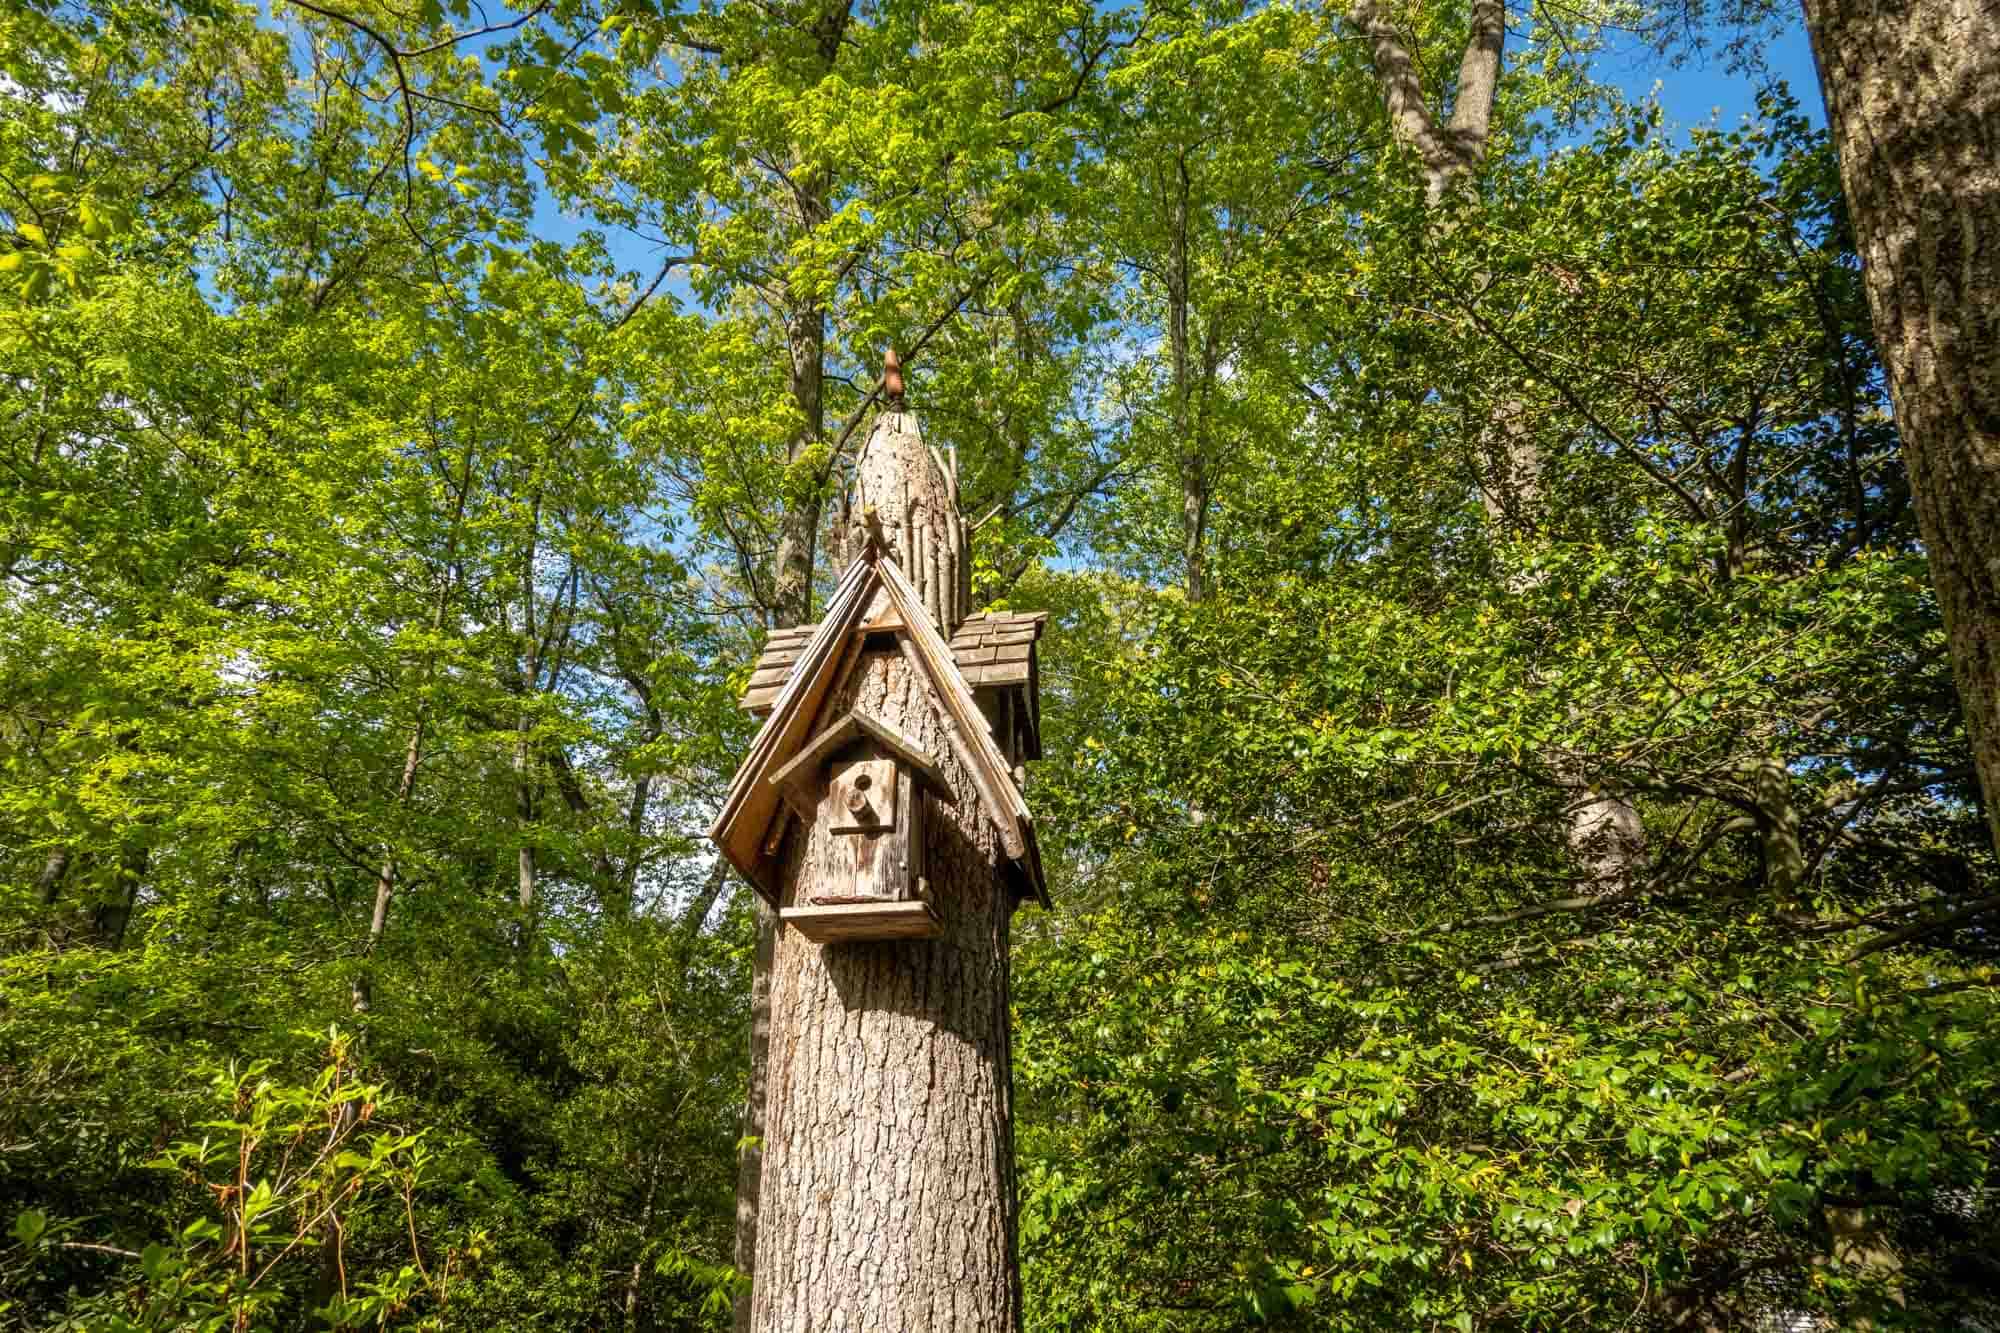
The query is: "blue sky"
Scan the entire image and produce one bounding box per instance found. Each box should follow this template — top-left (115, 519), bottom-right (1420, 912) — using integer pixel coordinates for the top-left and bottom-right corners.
top-left (1595, 15), bottom-right (1824, 136)
top-left (532, 7), bottom-right (1831, 287)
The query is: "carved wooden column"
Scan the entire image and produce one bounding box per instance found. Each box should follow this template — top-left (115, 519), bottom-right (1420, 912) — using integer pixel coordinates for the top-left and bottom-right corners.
top-left (711, 380), bottom-right (1048, 1332)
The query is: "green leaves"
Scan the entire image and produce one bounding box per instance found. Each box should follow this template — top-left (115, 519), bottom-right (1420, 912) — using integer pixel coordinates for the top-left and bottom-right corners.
top-left (9, 1212), bottom-right (45, 1249)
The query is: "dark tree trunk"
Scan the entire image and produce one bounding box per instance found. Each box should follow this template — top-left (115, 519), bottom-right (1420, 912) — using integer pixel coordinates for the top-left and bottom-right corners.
top-left (1801, 0), bottom-right (2000, 856)
top-left (732, 893), bottom-right (777, 1333)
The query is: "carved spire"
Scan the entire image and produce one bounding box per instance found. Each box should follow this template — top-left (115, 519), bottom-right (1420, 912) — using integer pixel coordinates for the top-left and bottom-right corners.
top-left (849, 361), bottom-right (967, 632)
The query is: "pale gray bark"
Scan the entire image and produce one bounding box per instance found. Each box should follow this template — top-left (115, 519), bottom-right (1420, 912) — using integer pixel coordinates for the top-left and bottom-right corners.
top-left (1349, 0), bottom-right (1504, 207)
top-left (35, 846), bottom-right (70, 907)
top-left (1802, 0), bottom-right (2000, 858)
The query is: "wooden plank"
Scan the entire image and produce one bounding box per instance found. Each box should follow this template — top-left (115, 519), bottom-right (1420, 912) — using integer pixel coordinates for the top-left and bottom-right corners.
top-left (710, 558), bottom-right (876, 900)
top-left (781, 899), bottom-right (942, 942)
top-left (881, 558), bottom-right (1033, 866)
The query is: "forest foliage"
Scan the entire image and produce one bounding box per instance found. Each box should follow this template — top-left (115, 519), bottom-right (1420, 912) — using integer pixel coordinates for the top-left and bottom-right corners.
top-left (2, 0), bottom-right (1995, 1327)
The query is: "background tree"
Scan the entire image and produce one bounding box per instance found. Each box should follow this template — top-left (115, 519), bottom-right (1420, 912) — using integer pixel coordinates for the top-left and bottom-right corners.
top-left (1796, 0), bottom-right (2000, 861)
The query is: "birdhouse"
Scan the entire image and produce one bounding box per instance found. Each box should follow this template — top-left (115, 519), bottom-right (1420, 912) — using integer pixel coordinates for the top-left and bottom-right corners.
top-left (709, 488), bottom-right (1048, 944)
top-left (764, 708), bottom-right (955, 941)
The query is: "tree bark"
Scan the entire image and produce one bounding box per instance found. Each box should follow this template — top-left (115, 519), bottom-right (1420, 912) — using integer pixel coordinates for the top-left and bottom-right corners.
top-left (732, 893), bottom-right (776, 1333)
top-left (1165, 152), bottom-right (1212, 604)
top-left (1801, 0), bottom-right (2000, 857)
top-left (35, 846), bottom-right (70, 907)
top-left (1349, 0), bottom-right (1503, 207)
top-left (750, 645), bottom-right (1021, 1331)
top-left (771, 298), bottom-right (826, 629)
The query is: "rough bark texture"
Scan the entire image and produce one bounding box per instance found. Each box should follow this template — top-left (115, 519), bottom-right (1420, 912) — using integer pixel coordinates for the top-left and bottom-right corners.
top-left (1801, 0), bottom-right (2000, 857)
top-left (751, 644), bottom-right (1021, 1332)
top-left (848, 410), bottom-right (967, 631)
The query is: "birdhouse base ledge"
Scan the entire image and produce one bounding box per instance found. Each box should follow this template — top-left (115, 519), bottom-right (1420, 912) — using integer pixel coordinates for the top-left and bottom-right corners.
top-left (780, 899), bottom-right (944, 943)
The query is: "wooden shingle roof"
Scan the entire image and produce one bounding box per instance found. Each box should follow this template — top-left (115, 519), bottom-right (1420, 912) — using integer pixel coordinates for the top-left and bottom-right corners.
top-left (711, 555), bottom-right (1048, 908)
top-left (740, 609), bottom-right (1048, 716)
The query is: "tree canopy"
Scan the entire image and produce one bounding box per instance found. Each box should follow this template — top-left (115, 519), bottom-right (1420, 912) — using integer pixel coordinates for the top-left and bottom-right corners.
top-left (2, 0), bottom-right (1994, 1328)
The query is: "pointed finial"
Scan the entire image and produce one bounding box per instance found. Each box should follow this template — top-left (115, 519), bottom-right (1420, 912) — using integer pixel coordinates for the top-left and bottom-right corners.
top-left (882, 348), bottom-right (905, 405)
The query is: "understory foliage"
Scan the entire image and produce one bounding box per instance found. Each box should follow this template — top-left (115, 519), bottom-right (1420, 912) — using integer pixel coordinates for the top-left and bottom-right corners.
top-left (2, 0), bottom-right (1994, 1329)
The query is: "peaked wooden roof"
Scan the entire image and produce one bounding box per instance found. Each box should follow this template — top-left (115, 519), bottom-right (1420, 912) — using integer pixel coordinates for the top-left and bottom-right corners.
top-left (767, 707), bottom-right (953, 825)
top-left (709, 549), bottom-right (1048, 909)
top-left (740, 609), bottom-right (1048, 716)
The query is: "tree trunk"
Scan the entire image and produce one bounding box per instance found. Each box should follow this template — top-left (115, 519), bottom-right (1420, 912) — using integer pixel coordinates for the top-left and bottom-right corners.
top-left (1349, 0), bottom-right (1504, 207)
top-left (35, 846), bottom-right (70, 907)
top-left (771, 299), bottom-right (825, 628)
top-left (732, 894), bottom-right (776, 1333)
top-left (92, 843), bottom-right (145, 949)
top-left (514, 710), bottom-right (538, 932)
top-left (1166, 153), bottom-right (1211, 604)
top-left (1801, 0), bottom-right (2000, 857)
top-left (750, 644), bottom-right (1021, 1331)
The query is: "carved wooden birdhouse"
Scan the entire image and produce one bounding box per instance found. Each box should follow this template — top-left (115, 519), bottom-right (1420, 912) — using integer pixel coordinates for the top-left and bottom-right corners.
top-left (764, 708), bottom-right (954, 940)
top-left (709, 408), bottom-right (1048, 945)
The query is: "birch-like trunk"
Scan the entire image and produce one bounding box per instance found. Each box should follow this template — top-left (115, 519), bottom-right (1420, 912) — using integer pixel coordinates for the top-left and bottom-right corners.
top-left (1352, 0), bottom-right (1647, 896)
top-left (1802, 0), bottom-right (2000, 858)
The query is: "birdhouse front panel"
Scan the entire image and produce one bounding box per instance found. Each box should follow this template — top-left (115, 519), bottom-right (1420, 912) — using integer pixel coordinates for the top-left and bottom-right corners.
top-left (815, 746), bottom-right (916, 904)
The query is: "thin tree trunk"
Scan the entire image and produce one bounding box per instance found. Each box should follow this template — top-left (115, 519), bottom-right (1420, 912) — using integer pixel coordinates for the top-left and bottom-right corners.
top-left (677, 857), bottom-right (731, 957)
top-left (732, 895), bottom-right (776, 1333)
top-left (35, 846), bottom-right (70, 907)
top-left (352, 437), bottom-right (474, 1012)
top-left (514, 713), bottom-right (538, 930)
top-left (92, 844), bottom-right (145, 949)
top-left (1801, 0), bottom-right (2000, 857)
top-left (1166, 152), bottom-right (1211, 604)
top-left (625, 1161), bottom-right (661, 1333)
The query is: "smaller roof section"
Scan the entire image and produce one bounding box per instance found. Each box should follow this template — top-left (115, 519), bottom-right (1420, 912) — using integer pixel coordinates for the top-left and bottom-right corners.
top-left (767, 707), bottom-right (954, 825)
top-left (947, 610), bottom-right (1048, 688)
